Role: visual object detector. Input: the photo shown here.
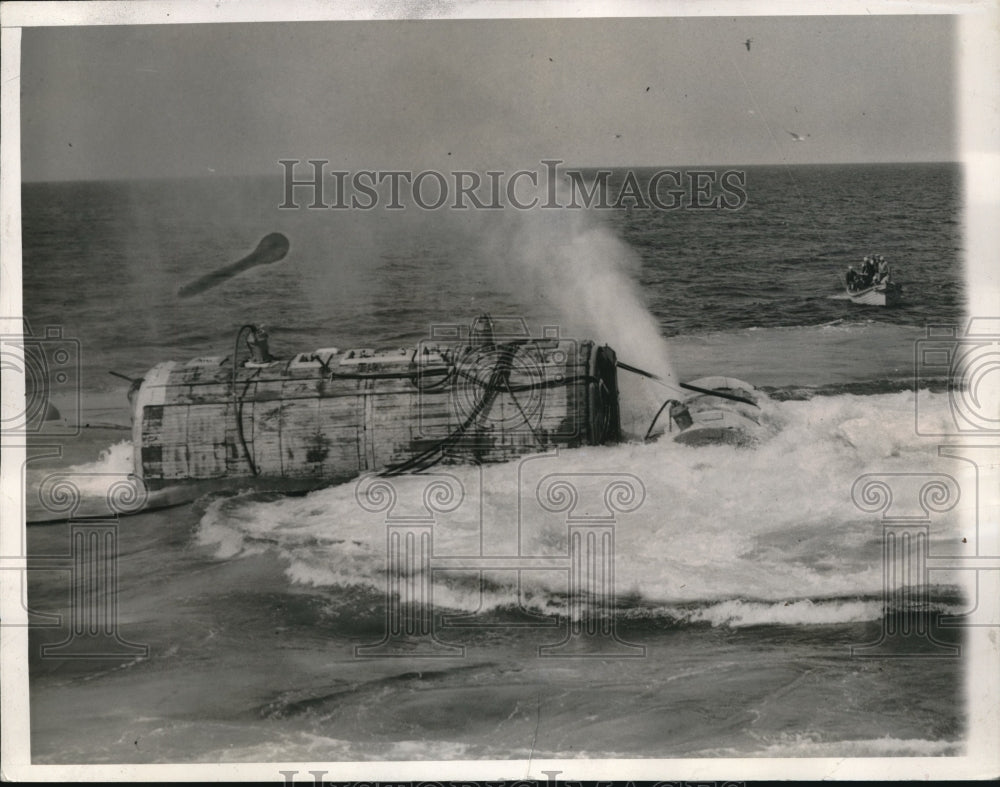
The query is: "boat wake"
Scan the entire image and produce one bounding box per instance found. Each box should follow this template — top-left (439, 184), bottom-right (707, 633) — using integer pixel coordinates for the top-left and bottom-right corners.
top-left (184, 389), bottom-right (970, 624)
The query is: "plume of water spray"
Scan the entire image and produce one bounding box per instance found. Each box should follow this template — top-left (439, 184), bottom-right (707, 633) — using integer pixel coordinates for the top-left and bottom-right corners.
top-left (481, 194), bottom-right (679, 436)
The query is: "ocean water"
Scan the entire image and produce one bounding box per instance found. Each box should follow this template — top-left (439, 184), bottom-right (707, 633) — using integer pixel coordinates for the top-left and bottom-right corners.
top-left (21, 163), bottom-right (970, 763)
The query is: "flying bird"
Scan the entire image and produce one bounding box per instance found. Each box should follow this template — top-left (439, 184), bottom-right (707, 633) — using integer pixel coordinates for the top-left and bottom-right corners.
top-left (745, 38), bottom-right (752, 51)
top-left (785, 129), bottom-right (810, 141)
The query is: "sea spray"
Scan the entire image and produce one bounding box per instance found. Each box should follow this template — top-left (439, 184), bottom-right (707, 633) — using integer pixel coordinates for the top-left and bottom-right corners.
top-left (274, 171), bottom-right (681, 435)
top-left (65, 440), bottom-right (134, 475)
top-left (194, 390), bottom-right (971, 619)
top-left (24, 440), bottom-right (138, 522)
top-left (474, 199), bottom-right (680, 436)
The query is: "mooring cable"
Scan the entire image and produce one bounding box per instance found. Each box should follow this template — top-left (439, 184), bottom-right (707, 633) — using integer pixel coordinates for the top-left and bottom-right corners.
top-left (233, 324), bottom-right (261, 476)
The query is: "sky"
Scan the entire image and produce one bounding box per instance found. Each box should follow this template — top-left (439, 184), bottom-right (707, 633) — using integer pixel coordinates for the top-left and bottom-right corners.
top-left (18, 14), bottom-right (956, 181)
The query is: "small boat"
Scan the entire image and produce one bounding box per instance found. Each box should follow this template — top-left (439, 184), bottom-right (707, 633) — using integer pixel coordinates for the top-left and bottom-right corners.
top-left (846, 280), bottom-right (903, 306)
top-left (843, 254), bottom-right (902, 306)
top-left (666, 376), bottom-right (764, 447)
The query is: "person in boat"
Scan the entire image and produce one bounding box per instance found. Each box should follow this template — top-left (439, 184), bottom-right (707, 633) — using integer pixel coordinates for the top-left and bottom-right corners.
top-left (860, 256), bottom-right (876, 287)
top-left (876, 255), bottom-right (891, 284)
top-left (846, 265), bottom-right (860, 291)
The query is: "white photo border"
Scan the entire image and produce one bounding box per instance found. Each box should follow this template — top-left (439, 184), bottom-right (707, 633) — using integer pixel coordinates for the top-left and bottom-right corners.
top-left (2, 0), bottom-right (997, 781)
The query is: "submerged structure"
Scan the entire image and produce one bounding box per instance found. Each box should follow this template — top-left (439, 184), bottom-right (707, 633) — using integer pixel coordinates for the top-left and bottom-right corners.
top-left (667, 376), bottom-right (763, 447)
top-left (129, 317), bottom-right (621, 507)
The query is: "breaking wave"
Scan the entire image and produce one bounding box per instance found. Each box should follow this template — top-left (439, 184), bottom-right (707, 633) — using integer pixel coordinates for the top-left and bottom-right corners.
top-left (194, 389), bottom-right (972, 622)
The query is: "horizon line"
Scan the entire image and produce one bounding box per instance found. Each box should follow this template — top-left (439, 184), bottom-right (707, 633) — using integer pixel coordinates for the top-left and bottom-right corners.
top-left (20, 159), bottom-right (961, 186)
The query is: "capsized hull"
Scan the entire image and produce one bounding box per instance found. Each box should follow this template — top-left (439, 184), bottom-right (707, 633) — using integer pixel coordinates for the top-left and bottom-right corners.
top-left (129, 325), bottom-right (621, 507)
top-left (671, 376), bottom-right (764, 447)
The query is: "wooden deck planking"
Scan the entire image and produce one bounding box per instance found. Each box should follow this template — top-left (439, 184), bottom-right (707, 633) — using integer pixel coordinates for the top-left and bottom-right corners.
top-left (134, 340), bottom-right (608, 483)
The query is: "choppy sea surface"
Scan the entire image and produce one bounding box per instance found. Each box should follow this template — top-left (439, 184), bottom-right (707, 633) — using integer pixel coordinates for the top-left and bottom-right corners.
top-left (21, 163), bottom-right (971, 762)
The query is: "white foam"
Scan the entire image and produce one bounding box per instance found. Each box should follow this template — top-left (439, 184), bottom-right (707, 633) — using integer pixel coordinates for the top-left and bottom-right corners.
top-left (194, 389), bottom-right (970, 617)
top-left (698, 734), bottom-right (962, 757)
top-left (27, 440), bottom-right (138, 517)
top-left (661, 598), bottom-right (883, 627)
top-left (65, 440), bottom-right (134, 475)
